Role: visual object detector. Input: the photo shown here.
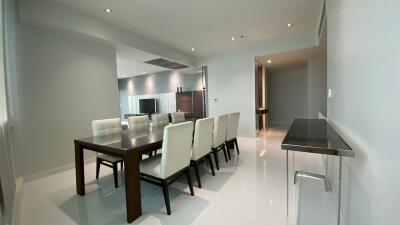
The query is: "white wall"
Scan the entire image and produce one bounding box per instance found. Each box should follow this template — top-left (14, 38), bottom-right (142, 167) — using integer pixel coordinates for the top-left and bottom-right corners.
top-left (198, 31), bottom-right (317, 137)
top-left (307, 52), bottom-right (327, 118)
top-left (327, 0), bottom-right (400, 224)
top-left (267, 65), bottom-right (309, 126)
top-left (0, 0), bottom-right (16, 223)
top-left (9, 23), bottom-right (120, 177)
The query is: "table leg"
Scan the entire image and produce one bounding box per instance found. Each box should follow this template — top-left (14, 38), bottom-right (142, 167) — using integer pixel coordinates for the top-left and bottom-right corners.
top-left (337, 156), bottom-right (342, 225)
top-left (75, 141), bottom-right (85, 195)
top-left (286, 149), bottom-right (289, 225)
top-left (124, 151), bottom-right (142, 223)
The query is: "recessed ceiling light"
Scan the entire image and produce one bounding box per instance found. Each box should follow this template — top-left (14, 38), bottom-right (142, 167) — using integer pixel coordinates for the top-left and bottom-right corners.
top-left (267, 59), bottom-right (272, 64)
top-left (231, 37), bottom-right (236, 41)
top-left (191, 48), bottom-right (195, 51)
top-left (287, 23), bottom-right (292, 27)
top-left (105, 8), bottom-right (112, 13)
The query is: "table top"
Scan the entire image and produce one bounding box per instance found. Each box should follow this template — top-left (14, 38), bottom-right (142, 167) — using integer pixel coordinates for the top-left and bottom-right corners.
top-left (281, 119), bottom-right (354, 157)
top-left (76, 127), bottom-right (166, 152)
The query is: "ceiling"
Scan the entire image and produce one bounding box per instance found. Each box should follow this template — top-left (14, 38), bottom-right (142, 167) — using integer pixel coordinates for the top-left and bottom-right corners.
top-left (116, 45), bottom-right (168, 78)
top-left (257, 22), bottom-right (326, 71)
top-left (256, 47), bottom-right (323, 71)
top-left (47, 0), bottom-right (324, 56)
top-left (116, 45), bottom-right (201, 78)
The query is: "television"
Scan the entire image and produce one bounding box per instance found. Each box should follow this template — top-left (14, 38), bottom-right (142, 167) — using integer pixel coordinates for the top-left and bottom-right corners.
top-left (139, 98), bottom-right (157, 114)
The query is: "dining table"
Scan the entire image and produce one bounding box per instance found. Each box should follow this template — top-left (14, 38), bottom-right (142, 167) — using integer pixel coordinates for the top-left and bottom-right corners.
top-left (74, 126), bottom-right (167, 223)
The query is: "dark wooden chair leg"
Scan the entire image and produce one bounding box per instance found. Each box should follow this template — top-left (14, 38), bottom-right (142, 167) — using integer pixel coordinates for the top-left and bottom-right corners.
top-left (186, 170), bottom-right (194, 196)
top-left (234, 138), bottom-right (240, 154)
top-left (212, 148), bottom-right (220, 170)
top-left (161, 180), bottom-right (171, 215)
top-left (113, 163), bottom-right (118, 188)
top-left (193, 161), bottom-right (202, 188)
top-left (222, 145), bottom-right (228, 162)
top-left (96, 158), bottom-right (101, 179)
top-left (208, 154), bottom-right (215, 176)
top-left (226, 142), bottom-right (231, 160)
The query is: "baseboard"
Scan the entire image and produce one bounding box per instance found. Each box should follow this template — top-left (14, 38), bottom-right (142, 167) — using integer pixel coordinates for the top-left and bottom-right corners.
top-left (23, 157), bottom-right (96, 183)
top-left (11, 178), bottom-right (23, 225)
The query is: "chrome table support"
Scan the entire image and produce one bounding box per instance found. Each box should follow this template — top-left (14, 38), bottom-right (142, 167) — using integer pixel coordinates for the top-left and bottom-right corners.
top-left (286, 150), bottom-right (289, 225)
top-left (294, 171), bottom-right (331, 192)
top-left (337, 156), bottom-right (342, 225)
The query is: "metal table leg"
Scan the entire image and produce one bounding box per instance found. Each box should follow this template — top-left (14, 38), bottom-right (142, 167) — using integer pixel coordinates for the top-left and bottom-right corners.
top-left (337, 156), bottom-right (342, 225)
top-left (286, 149), bottom-right (289, 225)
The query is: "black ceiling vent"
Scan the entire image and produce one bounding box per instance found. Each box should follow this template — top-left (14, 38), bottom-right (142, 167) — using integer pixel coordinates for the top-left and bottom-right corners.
top-left (144, 58), bottom-right (189, 69)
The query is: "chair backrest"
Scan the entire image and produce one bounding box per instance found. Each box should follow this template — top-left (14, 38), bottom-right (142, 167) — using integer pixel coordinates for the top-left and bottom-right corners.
top-left (171, 112), bottom-right (186, 124)
top-left (128, 115), bottom-right (150, 131)
top-left (226, 112), bottom-right (240, 140)
top-left (212, 114), bottom-right (228, 147)
top-left (192, 117), bottom-right (214, 160)
top-left (151, 113), bottom-right (169, 127)
top-left (91, 118), bottom-right (122, 136)
top-left (160, 121), bottom-right (193, 178)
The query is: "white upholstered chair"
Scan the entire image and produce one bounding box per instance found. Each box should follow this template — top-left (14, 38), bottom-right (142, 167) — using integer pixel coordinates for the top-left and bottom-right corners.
top-left (151, 113), bottom-right (170, 128)
top-left (128, 115), bottom-right (150, 131)
top-left (128, 115), bottom-right (159, 157)
top-left (225, 112), bottom-right (240, 158)
top-left (211, 114), bottom-right (229, 170)
top-left (171, 112), bottom-right (186, 124)
top-left (92, 118), bottom-right (123, 188)
top-left (190, 117), bottom-right (215, 188)
top-left (140, 121), bottom-right (194, 215)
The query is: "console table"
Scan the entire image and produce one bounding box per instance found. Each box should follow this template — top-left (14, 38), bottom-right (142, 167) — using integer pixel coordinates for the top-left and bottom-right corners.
top-left (281, 119), bottom-right (354, 225)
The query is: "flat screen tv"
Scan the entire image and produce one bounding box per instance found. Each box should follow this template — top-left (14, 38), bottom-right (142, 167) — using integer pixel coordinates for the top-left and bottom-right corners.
top-left (139, 98), bottom-right (157, 114)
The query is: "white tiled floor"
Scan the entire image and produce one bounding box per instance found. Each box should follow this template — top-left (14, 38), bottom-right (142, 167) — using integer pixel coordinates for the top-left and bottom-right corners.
top-left (19, 128), bottom-right (336, 225)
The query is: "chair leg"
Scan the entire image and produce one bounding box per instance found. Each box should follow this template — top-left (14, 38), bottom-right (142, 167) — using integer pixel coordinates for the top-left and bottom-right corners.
top-left (222, 145), bottom-right (228, 163)
top-left (212, 148), bottom-right (220, 170)
top-left (234, 138), bottom-right (240, 155)
top-left (208, 154), bottom-right (215, 176)
top-left (193, 161), bottom-right (202, 188)
top-left (161, 180), bottom-right (171, 215)
top-left (96, 158), bottom-right (101, 179)
top-left (226, 142), bottom-right (231, 160)
top-left (113, 163), bottom-right (118, 188)
top-left (186, 170), bottom-right (194, 196)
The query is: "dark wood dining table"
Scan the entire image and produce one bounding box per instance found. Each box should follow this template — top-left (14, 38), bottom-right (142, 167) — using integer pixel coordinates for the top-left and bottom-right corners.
top-left (74, 127), bottom-right (166, 223)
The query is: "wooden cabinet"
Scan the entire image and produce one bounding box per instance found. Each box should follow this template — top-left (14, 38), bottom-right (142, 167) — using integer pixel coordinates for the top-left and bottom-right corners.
top-left (176, 90), bottom-right (205, 118)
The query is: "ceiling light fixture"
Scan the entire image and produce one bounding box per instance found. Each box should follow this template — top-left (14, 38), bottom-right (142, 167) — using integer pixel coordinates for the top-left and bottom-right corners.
top-left (231, 37), bottom-right (236, 41)
top-left (267, 59), bottom-right (272, 64)
top-left (191, 48), bottom-right (195, 51)
top-left (287, 23), bottom-right (292, 27)
top-left (105, 8), bottom-right (112, 13)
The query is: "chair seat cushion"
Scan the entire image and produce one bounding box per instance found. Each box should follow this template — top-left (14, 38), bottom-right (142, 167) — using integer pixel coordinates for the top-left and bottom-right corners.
top-left (140, 154), bottom-right (163, 179)
top-left (97, 153), bottom-right (123, 162)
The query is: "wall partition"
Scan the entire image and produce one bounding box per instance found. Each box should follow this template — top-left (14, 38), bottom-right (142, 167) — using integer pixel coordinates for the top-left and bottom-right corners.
top-left (118, 67), bottom-right (207, 120)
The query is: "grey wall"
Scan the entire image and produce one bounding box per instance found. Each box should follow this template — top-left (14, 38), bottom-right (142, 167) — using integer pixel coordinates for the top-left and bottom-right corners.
top-left (327, 0), bottom-right (400, 224)
top-left (197, 31), bottom-right (317, 137)
top-left (118, 71), bottom-right (203, 117)
top-left (8, 23), bottom-right (120, 177)
top-left (307, 52), bottom-right (327, 118)
top-left (267, 65), bottom-right (308, 126)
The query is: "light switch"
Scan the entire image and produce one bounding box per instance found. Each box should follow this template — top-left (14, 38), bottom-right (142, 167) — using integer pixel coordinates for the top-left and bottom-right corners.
top-left (328, 89), bottom-right (333, 98)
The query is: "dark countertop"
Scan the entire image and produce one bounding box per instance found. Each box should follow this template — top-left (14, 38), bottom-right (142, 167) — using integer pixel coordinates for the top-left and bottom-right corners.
top-left (281, 119), bottom-right (354, 157)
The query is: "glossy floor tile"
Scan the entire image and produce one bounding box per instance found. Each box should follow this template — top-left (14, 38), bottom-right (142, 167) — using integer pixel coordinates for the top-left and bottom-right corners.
top-left (19, 128), bottom-right (336, 225)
